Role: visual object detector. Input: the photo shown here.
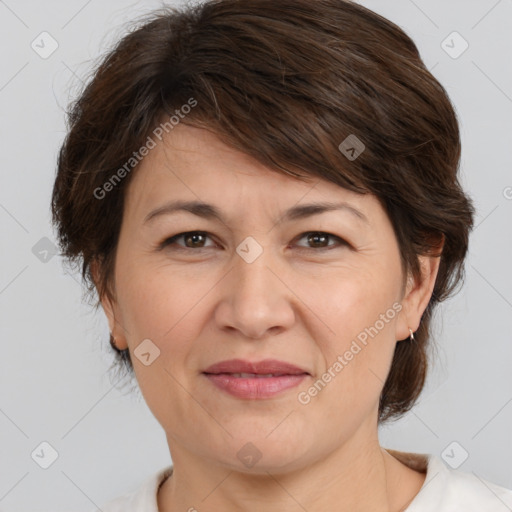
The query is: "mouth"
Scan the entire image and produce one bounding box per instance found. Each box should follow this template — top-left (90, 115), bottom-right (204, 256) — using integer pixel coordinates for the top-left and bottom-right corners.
top-left (202, 359), bottom-right (310, 399)
top-left (224, 372), bottom-right (295, 378)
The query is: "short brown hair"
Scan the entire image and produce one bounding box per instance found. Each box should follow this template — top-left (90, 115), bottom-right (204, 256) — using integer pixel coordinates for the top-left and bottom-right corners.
top-left (51, 0), bottom-right (474, 423)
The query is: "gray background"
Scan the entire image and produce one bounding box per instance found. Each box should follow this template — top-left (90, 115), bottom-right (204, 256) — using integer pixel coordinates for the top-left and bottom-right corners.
top-left (0, 0), bottom-right (511, 510)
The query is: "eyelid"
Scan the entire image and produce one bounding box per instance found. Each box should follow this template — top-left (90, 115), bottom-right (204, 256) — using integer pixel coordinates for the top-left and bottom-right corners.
top-left (158, 230), bottom-right (351, 252)
top-left (158, 231), bottom-right (216, 251)
top-left (293, 231), bottom-right (350, 250)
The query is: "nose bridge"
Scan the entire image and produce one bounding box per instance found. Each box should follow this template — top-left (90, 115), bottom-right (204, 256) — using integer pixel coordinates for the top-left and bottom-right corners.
top-left (234, 238), bottom-right (279, 306)
top-left (235, 241), bottom-right (274, 297)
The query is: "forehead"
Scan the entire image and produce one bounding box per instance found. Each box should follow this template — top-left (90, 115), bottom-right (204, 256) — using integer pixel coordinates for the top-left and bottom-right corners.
top-left (123, 124), bottom-right (374, 222)
top-left (129, 124), bottom-right (313, 190)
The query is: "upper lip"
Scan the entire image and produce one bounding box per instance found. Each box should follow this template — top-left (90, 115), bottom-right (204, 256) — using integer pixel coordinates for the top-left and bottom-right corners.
top-left (203, 359), bottom-right (310, 375)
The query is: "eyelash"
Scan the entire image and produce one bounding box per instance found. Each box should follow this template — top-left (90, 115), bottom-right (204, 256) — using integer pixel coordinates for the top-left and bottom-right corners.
top-left (159, 231), bottom-right (350, 253)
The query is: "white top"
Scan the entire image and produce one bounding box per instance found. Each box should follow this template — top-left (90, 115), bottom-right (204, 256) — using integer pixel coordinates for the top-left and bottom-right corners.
top-left (96, 451), bottom-right (512, 511)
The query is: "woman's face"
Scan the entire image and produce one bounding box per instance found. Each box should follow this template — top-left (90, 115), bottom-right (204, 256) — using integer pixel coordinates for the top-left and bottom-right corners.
top-left (100, 124), bottom-right (434, 472)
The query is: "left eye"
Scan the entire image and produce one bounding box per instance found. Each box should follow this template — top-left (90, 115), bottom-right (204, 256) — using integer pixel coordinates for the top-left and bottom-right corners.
top-left (294, 231), bottom-right (348, 250)
top-left (160, 230), bottom-right (348, 252)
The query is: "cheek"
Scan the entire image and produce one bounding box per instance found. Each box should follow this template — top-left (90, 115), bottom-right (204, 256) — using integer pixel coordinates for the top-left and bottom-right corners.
top-left (116, 260), bottom-right (207, 340)
top-left (117, 250), bottom-right (402, 360)
top-left (115, 265), bottom-right (209, 424)
top-left (312, 265), bottom-right (401, 347)
top-left (305, 266), bottom-right (402, 406)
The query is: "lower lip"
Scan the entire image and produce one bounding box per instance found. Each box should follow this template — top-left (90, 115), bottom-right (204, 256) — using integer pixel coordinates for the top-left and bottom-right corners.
top-left (203, 373), bottom-right (308, 399)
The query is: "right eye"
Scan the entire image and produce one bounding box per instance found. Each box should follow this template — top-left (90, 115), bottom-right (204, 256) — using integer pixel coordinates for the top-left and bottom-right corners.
top-left (159, 231), bottom-right (218, 251)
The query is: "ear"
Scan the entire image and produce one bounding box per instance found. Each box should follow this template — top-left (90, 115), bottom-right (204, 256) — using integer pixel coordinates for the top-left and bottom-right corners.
top-left (90, 259), bottom-right (128, 350)
top-left (395, 238), bottom-right (444, 341)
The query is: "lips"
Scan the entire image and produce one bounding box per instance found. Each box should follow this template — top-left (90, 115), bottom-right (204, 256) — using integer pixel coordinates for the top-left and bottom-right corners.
top-left (203, 358), bottom-right (309, 376)
top-left (202, 359), bottom-right (310, 399)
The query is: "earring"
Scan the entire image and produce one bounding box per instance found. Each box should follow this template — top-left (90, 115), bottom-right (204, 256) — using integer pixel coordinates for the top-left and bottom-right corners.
top-left (110, 332), bottom-right (119, 351)
top-left (408, 328), bottom-right (415, 342)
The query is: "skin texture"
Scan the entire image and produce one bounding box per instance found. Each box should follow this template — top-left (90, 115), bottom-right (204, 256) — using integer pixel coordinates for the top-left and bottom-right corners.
top-left (96, 124), bottom-right (440, 511)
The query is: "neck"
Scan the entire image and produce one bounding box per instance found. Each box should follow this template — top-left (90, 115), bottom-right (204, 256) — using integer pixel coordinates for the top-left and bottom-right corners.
top-left (158, 430), bottom-right (425, 512)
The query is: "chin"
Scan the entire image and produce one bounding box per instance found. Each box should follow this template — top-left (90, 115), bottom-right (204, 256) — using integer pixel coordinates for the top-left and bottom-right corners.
top-left (210, 433), bottom-right (313, 474)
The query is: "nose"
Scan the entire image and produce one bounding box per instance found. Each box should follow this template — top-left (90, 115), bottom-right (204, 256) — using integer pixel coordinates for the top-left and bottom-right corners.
top-left (214, 246), bottom-right (296, 340)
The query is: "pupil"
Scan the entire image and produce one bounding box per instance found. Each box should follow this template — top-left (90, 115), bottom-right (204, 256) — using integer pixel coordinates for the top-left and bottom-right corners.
top-left (188, 233), bottom-right (204, 247)
top-left (309, 232), bottom-right (326, 247)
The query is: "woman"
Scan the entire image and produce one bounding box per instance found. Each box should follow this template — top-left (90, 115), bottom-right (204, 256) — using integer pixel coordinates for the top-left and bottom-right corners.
top-left (51, 0), bottom-right (512, 510)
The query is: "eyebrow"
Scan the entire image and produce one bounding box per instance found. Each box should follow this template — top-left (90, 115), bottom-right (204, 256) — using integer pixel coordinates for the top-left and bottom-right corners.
top-left (143, 199), bottom-right (369, 226)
